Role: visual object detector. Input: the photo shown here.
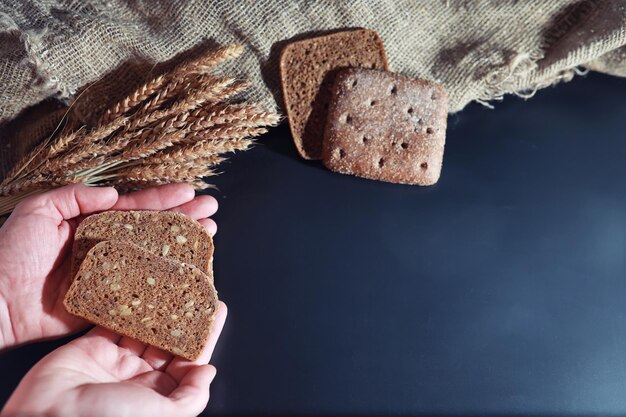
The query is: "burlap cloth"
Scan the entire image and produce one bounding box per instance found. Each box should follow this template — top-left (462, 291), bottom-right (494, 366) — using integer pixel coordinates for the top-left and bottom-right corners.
top-left (1, 0), bottom-right (625, 175)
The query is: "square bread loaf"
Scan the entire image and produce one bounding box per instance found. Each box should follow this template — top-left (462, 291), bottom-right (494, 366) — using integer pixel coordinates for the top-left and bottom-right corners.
top-left (280, 28), bottom-right (388, 160)
top-left (64, 240), bottom-right (218, 361)
top-left (71, 210), bottom-right (213, 280)
top-left (322, 68), bottom-right (448, 185)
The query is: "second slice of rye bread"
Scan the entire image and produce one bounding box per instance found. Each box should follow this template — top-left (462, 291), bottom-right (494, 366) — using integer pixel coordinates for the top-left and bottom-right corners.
top-left (64, 240), bottom-right (219, 361)
top-left (71, 210), bottom-right (213, 280)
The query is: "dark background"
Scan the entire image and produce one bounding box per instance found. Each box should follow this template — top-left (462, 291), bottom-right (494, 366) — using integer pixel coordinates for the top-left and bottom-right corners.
top-left (2, 71), bottom-right (626, 416)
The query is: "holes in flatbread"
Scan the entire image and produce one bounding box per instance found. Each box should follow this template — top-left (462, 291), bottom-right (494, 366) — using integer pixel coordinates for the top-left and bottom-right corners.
top-left (351, 79), bottom-right (358, 88)
top-left (420, 162), bottom-right (428, 170)
top-left (369, 99), bottom-right (377, 106)
top-left (370, 62), bottom-right (377, 69)
top-left (343, 114), bottom-right (353, 124)
top-left (401, 142), bottom-right (409, 149)
top-left (337, 148), bottom-right (346, 159)
top-left (390, 85), bottom-right (398, 95)
top-left (378, 158), bottom-right (385, 168)
top-left (407, 107), bottom-right (414, 115)
top-left (426, 127), bottom-right (434, 134)
top-left (304, 49), bottom-right (311, 56)
top-left (362, 136), bottom-right (369, 144)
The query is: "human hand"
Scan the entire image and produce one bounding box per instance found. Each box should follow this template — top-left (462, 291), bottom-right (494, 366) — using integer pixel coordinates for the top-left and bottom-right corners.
top-left (2, 302), bottom-right (227, 417)
top-left (0, 183), bottom-right (218, 349)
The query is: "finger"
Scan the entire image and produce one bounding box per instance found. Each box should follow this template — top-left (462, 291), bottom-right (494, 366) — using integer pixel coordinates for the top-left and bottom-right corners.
top-left (113, 184), bottom-right (194, 211)
top-left (72, 328), bottom-right (157, 381)
top-left (13, 184), bottom-right (118, 223)
top-left (197, 301), bottom-right (227, 363)
top-left (70, 326), bottom-right (125, 364)
top-left (169, 195), bottom-right (218, 219)
top-left (197, 218), bottom-right (217, 236)
top-left (80, 326), bottom-right (122, 346)
top-left (118, 336), bottom-right (149, 357)
top-left (168, 365), bottom-right (216, 415)
top-left (127, 370), bottom-right (178, 396)
top-left (165, 302), bottom-right (227, 383)
top-left (141, 346), bottom-right (175, 371)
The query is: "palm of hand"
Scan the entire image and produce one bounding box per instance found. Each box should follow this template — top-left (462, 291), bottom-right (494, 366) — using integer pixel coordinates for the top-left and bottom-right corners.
top-left (4, 305), bottom-right (226, 417)
top-left (0, 204), bottom-right (84, 345)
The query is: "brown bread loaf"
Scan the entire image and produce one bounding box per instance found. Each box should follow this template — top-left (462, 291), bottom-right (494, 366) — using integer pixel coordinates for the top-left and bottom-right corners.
top-left (280, 28), bottom-right (388, 160)
top-left (64, 240), bottom-right (218, 361)
top-left (71, 210), bottom-right (213, 280)
top-left (322, 68), bottom-right (448, 185)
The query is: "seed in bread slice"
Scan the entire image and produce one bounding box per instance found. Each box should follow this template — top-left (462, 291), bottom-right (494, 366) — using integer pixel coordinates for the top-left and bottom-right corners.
top-left (280, 28), bottom-right (389, 160)
top-left (64, 240), bottom-right (218, 361)
top-left (322, 68), bottom-right (448, 185)
top-left (72, 210), bottom-right (213, 280)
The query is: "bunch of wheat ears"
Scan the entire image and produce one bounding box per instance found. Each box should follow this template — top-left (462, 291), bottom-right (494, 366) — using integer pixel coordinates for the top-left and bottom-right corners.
top-left (0, 44), bottom-right (280, 215)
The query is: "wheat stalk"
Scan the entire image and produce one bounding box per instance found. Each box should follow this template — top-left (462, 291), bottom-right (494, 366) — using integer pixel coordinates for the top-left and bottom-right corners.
top-left (84, 81), bottom-right (258, 168)
top-left (97, 44), bottom-right (243, 125)
top-left (98, 74), bottom-right (168, 126)
top-left (0, 175), bottom-right (72, 197)
top-left (172, 44), bottom-right (244, 81)
top-left (110, 164), bottom-right (217, 184)
top-left (0, 43), bottom-right (279, 215)
top-left (144, 136), bottom-right (254, 165)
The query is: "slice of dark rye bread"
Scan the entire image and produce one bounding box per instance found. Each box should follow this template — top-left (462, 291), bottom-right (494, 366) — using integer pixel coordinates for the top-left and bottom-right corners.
top-left (64, 240), bottom-right (218, 361)
top-left (71, 210), bottom-right (213, 281)
top-left (322, 68), bottom-right (448, 185)
top-left (280, 28), bottom-right (389, 160)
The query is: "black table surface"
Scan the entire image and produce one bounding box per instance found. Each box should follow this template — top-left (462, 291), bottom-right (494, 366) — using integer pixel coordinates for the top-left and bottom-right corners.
top-left (2, 72), bottom-right (626, 416)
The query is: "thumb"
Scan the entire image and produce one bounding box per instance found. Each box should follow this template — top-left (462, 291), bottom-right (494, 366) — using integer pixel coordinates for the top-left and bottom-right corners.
top-left (13, 183), bottom-right (118, 223)
top-left (168, 365), bottom-right (217, 415)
